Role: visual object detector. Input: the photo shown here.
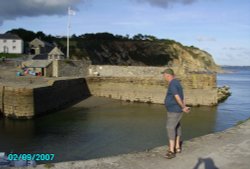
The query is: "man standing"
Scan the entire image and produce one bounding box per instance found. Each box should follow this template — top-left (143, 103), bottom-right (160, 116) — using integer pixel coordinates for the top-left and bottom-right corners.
top-left (162, 68), bottom-right (190, 159)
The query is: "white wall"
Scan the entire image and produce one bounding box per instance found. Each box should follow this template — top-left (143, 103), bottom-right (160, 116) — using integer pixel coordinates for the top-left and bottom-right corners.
top-left (0, 39), bottom-right (24, 54)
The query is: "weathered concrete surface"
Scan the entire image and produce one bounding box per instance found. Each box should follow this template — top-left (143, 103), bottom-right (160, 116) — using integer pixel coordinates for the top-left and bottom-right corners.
top-left (30, 119), bottom-right (250, 169)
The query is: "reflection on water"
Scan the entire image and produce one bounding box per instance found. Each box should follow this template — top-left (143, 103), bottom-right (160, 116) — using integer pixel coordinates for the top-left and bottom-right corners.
top-left (0, 97), bottom-right (218, 163)
top-left (0, 67), bottom-right (250, 163)
top-left (0, 120), bottom-right (35, 152)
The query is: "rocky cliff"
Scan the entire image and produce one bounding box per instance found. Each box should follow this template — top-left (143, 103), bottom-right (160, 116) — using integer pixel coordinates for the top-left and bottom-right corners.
top-left (73, 40), bottom-right (221, 73)
top-left (5, 29), bottom-right (221, 73)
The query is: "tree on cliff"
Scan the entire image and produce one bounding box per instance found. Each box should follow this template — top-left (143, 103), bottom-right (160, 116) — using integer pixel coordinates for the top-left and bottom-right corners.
top-left (6, 28), bottom-right (55, 43)
top-left (132, 34), bottom-right (157, 41)
top-left (6, 28), bottom-right (37, 42)
top-left (4, 28), bottom-right (220, 72)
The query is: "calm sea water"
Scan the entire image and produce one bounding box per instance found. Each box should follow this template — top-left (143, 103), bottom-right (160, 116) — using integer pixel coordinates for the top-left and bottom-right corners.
top-left (0, 66), bottom-right (250, 163)
top-left (216, 66), bottom-right (250, 130)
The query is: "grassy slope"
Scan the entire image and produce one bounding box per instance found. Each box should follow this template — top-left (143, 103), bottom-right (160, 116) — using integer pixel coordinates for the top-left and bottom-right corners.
top-left (0, 53), bottom-right (25, 59)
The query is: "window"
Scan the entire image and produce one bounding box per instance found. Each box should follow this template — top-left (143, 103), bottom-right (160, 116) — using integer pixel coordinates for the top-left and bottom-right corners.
top-left (13, 46), bottom-right (16, 50)
top-left (3, 39), bottom-right (7, 43)
top-left (13, 40), bottom-right (16, 43)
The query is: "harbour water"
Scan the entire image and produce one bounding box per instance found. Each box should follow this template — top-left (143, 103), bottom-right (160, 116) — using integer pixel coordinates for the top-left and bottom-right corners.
top-left (0, 66), bottom-right (250, 163)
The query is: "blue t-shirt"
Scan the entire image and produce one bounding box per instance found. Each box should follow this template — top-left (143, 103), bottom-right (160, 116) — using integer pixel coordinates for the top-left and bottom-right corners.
top-left (164, 79), bottom-right (184, 113)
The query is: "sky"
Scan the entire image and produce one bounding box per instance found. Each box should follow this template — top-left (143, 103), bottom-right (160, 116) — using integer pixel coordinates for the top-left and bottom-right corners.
top-left (0, 0), bottom-right (250, 66)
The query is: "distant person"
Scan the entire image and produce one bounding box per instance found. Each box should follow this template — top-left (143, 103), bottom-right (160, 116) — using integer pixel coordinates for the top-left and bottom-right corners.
top-left (162, 68), bottom-right (190, 159)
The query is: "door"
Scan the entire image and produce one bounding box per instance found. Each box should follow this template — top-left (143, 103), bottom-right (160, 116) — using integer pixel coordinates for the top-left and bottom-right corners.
top-left (3, 46), bottom-right (9, 53)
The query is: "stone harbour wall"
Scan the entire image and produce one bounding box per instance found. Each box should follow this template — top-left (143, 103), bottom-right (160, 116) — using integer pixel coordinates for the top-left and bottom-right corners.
top-left (33, 78), bottom-right (90, 116)
top-left (0, 85), bottom-right (4, 114)
top-left (88, 65), bottom-right (186, 78)
top-left (0, 78), bottom-right (91, 119)
top-left (0, 65), bottom-right (218, 119)
top-left (0, 85), bottom-right (34, 118)
top-left (54, 60), bottom-right (89, 77)
top-left (86, 73), bottom-right (217, 106)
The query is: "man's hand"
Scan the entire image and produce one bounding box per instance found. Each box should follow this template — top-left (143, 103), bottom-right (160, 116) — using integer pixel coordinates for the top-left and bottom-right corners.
top-left (182, 107), bottom-right (191, 113)
top-left (174, 94), bottom-right (191, 113)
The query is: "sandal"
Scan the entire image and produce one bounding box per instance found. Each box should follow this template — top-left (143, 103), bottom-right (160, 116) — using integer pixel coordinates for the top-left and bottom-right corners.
top-left (175, 147), bottom-right (182, 153)
top-left (164, 150), bottom-right (176, 159)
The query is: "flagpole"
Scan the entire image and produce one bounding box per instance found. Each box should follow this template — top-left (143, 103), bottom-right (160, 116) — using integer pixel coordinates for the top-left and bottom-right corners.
top-left (66, 7), bottom-right (71, 59)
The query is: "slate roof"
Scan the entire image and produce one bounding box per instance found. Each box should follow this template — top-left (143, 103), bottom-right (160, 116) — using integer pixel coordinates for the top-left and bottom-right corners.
top-left (49, 47), bottom-right (64, 56)
top-left (0, 33), bottom-right (22, 40)
top-left (32, 54), bottom-right (48, 60)
top-left (26, 60), bottom-right (52, 68)
top-left (30, 38), bottom-right (54, 47)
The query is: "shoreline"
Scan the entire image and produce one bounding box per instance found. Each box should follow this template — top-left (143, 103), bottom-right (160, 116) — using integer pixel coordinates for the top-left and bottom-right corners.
top-left (1, 62), bottom-right (220, 119)
top-left (0, 79), bottom-right (230, 119)
top-left (29, 118), bottom-right (250, 169)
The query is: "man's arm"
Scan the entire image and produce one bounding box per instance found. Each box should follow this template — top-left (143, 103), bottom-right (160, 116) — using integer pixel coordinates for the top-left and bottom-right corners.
top-left (174, 94), bottom-right (190, 113)
top-left (174, 94), bottom-right (185, 109)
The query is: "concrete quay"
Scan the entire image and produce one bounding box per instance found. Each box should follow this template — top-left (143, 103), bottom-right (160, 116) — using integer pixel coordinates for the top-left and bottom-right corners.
top-left (26, 118), bottom-right (250, 169)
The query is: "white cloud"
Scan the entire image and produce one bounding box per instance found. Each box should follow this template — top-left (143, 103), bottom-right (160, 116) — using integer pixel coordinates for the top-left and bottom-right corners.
top-left (223, 47), bottom-right (247, 51)
top-left (217, 47), bottom-right (250, 66)
top-left (112, 21), bottom-right (152, 26)
top-left (196, 36), bottom-right (216, 42)
top-left (133, 0), bottom-right (197, 8)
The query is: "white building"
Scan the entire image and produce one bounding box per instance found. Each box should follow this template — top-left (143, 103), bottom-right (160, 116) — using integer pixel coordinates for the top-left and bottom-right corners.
top-left (0, 33), bottom-right (24, 54)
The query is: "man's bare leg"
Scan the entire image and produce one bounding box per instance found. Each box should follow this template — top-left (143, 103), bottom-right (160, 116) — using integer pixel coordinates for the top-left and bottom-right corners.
top-left (169, 139), bottom-right (175, 152)
top-left (175, 136), bottom-right (181, 149)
